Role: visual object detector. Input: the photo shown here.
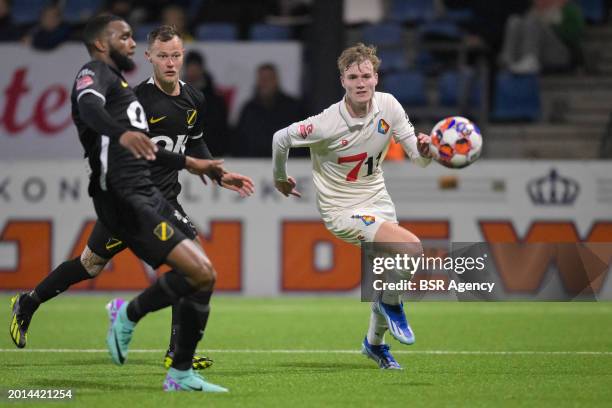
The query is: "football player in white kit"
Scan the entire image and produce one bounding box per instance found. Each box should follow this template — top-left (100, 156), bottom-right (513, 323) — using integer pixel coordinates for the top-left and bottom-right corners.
top-left (272, 43), bottom-right (432, 369)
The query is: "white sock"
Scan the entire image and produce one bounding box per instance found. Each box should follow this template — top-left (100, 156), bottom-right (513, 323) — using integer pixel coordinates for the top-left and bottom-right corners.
top-left (381, 290), bottom-right (400, 305)
top-left (366, 306), bottom-right (387, 345)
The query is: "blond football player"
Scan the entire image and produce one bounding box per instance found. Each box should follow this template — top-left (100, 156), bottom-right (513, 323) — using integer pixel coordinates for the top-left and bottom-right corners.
top-left (272, 43), bottom-right (431, 369)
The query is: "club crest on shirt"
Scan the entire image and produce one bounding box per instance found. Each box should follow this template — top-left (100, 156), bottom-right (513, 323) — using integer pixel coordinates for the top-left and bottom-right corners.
top-left (186, 109), bottom-right (197, 128)
top-left (377, 119), bottom-right (390, 135)
top-left (351, 214), bottom-right (376, 226)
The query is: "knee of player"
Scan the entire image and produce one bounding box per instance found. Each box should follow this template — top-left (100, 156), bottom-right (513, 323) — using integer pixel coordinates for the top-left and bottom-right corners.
top-left (193, 256), bottom-right (216, 288)
top-left (410, 240), bottom-right (424, 257)
top-left (397, 237), bottom-right (423, 257)
top-left (203, 259), bottom-right (217, 286)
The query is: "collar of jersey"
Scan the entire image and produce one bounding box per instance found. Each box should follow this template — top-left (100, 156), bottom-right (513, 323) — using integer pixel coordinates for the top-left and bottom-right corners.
top-left (107, 63), bottom-right (128, 82)
top-left (339, 93), bottom-right (380, 128)
top-left (147, 76), bottom-right (186, 95)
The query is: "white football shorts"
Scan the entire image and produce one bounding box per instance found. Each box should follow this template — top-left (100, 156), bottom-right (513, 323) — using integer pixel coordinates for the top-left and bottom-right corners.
top-left (322, 191), bottom-right (398, 245)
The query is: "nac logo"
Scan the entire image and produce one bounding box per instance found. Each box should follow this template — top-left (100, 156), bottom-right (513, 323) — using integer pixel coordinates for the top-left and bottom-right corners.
top-left (154, 222), bottom-right (174, 241)
top-left (186, 109), bottom-right (197, 128)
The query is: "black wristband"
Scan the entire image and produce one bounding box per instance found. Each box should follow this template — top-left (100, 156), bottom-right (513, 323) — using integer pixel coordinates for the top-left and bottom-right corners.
top-left (154, 149), bottom-right (187, 170)
top-left (185, 137), bottom-right (214, 160)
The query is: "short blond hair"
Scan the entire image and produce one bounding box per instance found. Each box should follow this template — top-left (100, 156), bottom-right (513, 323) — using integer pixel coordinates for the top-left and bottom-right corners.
top-left (337, 43), bottom-right (380, 74)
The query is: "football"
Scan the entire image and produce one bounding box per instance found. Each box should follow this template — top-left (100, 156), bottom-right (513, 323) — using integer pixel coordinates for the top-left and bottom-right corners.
top-left (429, 116), bottom-right (482, 168)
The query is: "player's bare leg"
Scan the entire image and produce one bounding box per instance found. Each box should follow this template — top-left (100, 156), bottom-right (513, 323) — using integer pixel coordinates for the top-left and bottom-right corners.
top-left (106, 239), bottom-right (213, 364)
top-left (9, 247), bottom-right (105, 349)
top-left (105, 239), bottom-right (227, 391)
top-left (371, 221), bottom-right (419, 345)
top-left (362, 221), bottom-right (420, 368)
top-left (363, 222), bottom-right (420, 365)
top-left (9, 240), bottom-right (212, 369)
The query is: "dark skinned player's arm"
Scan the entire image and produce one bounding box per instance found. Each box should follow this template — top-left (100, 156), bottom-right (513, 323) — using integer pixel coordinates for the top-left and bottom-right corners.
top-left (78, 93), bottom-right (191, 169)
top-left (77, 92), bottom-right (127, 140)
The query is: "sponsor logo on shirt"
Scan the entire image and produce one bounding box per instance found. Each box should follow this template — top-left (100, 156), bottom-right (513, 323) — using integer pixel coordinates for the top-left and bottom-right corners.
top-left (77, 69), bottom-right (95, 78)
top-left (377, 118), bottom-right (390, 135)
top-left (298, 123), bottom-right (313, 139)
top-left (149, 116), bottom-right (166, 124)
top-left (351, 214), bottom-right (376, 226)
top-left (76, 75), bottom-right (94, 90)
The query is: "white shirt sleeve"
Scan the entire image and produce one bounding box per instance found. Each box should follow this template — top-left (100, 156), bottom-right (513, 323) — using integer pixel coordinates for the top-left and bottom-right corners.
top-left (389, 95), bottom-right (431, 168)
top-left (272, 112), bottom-right (327, 181)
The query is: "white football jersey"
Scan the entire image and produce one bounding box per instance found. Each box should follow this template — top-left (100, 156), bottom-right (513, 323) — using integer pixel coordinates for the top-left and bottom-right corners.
top-left (273, 92), bottom-right (429, 216)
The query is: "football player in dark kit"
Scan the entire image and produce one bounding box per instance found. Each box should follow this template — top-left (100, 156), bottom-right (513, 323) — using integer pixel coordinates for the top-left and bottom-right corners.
top-left (9, 16), bottom-right (253, 392)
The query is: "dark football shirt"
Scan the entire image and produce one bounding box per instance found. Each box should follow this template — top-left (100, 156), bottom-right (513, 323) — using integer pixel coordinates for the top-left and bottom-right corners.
top-left (70, 60), bottom-right (153, 197)
top-left (134, 78), bottom-right (207, 200)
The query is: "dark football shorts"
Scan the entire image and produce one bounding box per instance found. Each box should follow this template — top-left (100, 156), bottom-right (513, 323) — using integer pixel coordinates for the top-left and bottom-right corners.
top-left (91, 189), bottom-right (198, 268)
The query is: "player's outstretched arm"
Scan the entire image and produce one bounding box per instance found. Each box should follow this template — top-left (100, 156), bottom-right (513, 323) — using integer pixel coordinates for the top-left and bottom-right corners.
top-left (272, 128), bottom-right (301, 198)
top-left (396, 132), bottom-right (432, 168)
top-left (219, 172), bottom-right (255, 197)
top-left (275, 176), bottom-right (301, 198)
top-left (185, 157), bottom-right (225, 181)
top-left (78, 93), bottom-right (158, 160)
top-left (389, 95), bottom-right (431, 168)
top-left (416, 133), bottom-right (432, 158)
top-left (183, 134), bottom-right (254, 196)
top-left (120, 131), bottom-right (158, 160)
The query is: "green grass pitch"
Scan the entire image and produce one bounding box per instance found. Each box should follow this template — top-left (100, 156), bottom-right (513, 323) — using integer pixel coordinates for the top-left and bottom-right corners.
top-left (2, 295), bottom-right (612, 407)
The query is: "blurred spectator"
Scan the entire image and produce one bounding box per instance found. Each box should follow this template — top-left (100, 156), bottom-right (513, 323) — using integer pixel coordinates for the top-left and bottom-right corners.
top-left (499, 0), bottom-right (585, 74)
top-left (233, 63), bottom-right (306, 157)
top-left (162, 4), bottom-right (193, 42)
top-left (105, 0), bottom-right (132, 20)
top-left (465, 0), bottom-right (530, 55)
top-left (104, 0), bottom-right (146, 25)
top-left (343, 0), bottom-right (384, 24)
top-left (183, 50), bottom-right (230, 157)
top-left (277, 0), bottom-right (312, 17)
top-left (23, 4), bottom-right (71, 51)
top-left (0, 0), bottom-right (22, 41)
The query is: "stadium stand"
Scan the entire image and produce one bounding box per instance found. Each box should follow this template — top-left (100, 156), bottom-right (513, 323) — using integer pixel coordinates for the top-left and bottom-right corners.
top-left (249, 24), bottom-right (291, 41)
top-left (361, 22), bottom-right (404, 47)
top-left (578, 0), bottom-right (607, 23)
top-left (195, 23), bottom-right (238, 41)
top-left (491, 72), bottom-right (541, 122)
top-left (11, 0), bottom-right (48, 25)
top-left (388, 0), bottom-right (436, 23)
top-left (382, 70), bottom-right (427, 107)
top-left (62, 0), bottom-right (101, 23)
top-left (377, 48), bottom-right (409, 73)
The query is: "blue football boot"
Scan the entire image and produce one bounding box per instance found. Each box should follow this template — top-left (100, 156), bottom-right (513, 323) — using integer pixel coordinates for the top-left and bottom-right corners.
top-left (372, 301), bottom-right (415, 345)
top-left (361, 337), bottom-right (402, 369)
